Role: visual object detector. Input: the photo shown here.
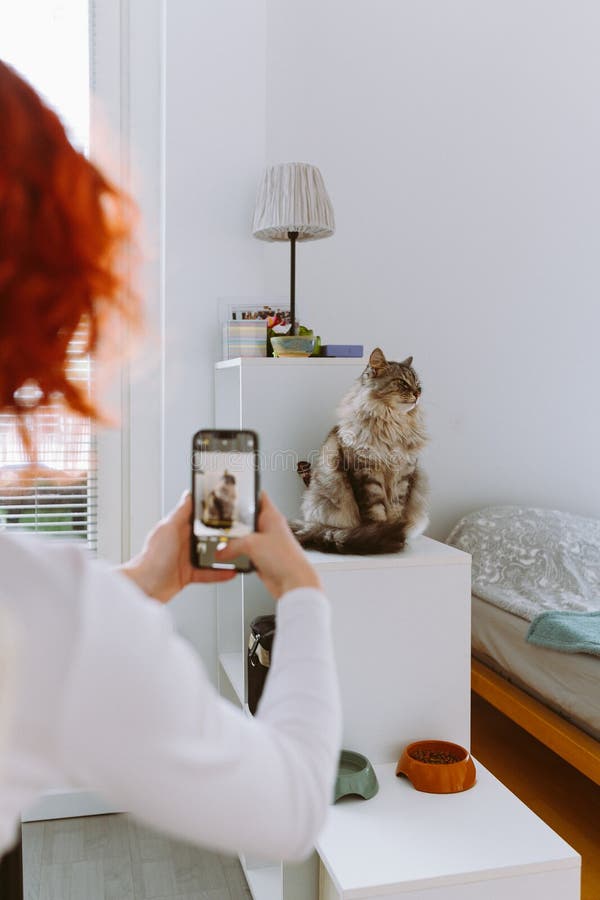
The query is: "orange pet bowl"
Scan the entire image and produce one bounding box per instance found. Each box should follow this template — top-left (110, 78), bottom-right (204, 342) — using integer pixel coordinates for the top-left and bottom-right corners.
top-left (396, 740), bottom-right (476, 794)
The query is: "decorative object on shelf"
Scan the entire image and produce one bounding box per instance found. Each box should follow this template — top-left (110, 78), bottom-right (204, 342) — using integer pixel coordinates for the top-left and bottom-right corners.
top-left (268, 322), bottom-right (320, 358)
top-left (334, 750), bottom-right (379, 802)
top-left (219, 300), bottom-right (291, 326)
top-left (291, 347), bottom-right (429, 554)
top-left (309, 333), bottom-right (322, 357)
top-left (218, 299), bottom-right (289, 360)
top-left (252, 162), bottom-right (335, 335)
top-left (396, 740), bottom-right (476, 793)
top-left (217, 299), bottom-right (321, 358)
top-left (320, 344), bottom-right (364, 358)
top-left (297, 460), bottom-right (312, 488)
top-left (222, 320), bottom-right (267, 359)
top-left (238, 305), bottom-right (290, 324)
top-left (271, 334), bottom-right (316, 358)
top-left (263, 307), bottom-right (293, 354)
top-left (247, 614), bottom-right (276, 714)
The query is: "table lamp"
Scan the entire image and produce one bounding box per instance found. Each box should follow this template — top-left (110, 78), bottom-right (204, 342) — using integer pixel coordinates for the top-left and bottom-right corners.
top-left (252, 162), bottom-right (335, 335)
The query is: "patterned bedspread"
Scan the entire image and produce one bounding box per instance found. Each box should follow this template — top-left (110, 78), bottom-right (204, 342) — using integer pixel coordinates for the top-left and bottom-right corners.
top-left (447, 506), bottom-right (600, 622)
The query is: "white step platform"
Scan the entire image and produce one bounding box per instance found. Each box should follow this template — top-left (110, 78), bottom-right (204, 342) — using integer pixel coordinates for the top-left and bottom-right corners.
top-left (317, 762), bottom-right (580, 900)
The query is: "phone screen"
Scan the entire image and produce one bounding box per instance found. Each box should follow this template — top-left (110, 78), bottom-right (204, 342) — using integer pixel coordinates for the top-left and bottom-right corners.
top-left (191, 430), bottom-right (259, 571)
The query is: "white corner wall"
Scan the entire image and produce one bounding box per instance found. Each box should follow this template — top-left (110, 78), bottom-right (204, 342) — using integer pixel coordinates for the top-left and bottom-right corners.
top-left (163, 0), bottom-right (266, 675)
top-left (264, 0), bottom-right (600, 538)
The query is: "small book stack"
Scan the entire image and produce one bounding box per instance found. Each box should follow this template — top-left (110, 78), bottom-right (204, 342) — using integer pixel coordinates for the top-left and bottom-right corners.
top-left (320, 344), bottom-right (363, 358)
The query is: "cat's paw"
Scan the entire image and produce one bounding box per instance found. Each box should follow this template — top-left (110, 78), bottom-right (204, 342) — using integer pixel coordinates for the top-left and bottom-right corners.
top-left (404, 513), bottom-right (429, 541)
top-left (289, 520), bottom-right (307, 537)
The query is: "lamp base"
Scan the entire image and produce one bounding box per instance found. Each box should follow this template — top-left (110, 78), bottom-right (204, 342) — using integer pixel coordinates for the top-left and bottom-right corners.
top-left (288, 230), bottom-right (298, 335)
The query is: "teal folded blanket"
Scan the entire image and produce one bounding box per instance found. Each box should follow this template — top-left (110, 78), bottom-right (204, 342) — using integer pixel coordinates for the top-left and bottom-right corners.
top-left (526, 610), bottom-right (600, 657)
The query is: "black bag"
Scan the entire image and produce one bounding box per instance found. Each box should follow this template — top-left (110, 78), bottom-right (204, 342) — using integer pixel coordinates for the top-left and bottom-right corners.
top-left (247, 614), bottom-right (276, 714)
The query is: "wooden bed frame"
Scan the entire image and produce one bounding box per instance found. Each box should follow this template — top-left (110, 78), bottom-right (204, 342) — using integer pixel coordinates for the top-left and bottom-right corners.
top-left (471, 657), bottom-right (600, 786)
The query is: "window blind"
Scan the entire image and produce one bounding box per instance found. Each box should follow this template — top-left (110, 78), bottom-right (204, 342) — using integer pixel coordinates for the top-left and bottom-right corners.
top-left (0, 0), bottom-right (94, 552)
top-left (0, 332), bottom-right (98, 551)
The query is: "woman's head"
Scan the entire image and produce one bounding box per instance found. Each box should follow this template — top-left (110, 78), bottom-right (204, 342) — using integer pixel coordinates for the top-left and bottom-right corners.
top-left (0, 60), bottom-right (138, 444)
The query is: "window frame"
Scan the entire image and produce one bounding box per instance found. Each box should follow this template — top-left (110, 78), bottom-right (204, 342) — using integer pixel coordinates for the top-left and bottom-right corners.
top-left (91, 0), bottom-right (163, 564)
top-left (90, 0), bottom-right (128, 563)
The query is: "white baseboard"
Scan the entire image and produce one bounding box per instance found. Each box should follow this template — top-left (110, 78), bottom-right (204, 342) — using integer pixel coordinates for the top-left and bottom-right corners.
top-left (21, 789), bottom-right (122, 822)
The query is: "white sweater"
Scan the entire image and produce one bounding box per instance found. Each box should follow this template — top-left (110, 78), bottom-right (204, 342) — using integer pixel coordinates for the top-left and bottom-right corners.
top-left (0, 533), bottom-right (342, 860)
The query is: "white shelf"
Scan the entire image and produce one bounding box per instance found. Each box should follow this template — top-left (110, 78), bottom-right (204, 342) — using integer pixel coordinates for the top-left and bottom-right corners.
top-left (216, 357), bottom-right (365, 369)
top-left (219, 652), bottom-right (244, 704)
top-left (306, 535), bottom-right (470, 571)
top-left (244, 865), bottom-right (282, 900)
top-left (316, 762), bottom-right (579, 899)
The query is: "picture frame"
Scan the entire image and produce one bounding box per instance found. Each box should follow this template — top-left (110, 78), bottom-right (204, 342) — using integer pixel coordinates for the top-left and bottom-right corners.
top-left (218, 297), bottom-right (291, 324)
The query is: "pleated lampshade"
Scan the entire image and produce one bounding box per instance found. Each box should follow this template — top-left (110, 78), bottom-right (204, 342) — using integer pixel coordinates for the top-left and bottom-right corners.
top-left (252, 163), bottom-right (335, 242)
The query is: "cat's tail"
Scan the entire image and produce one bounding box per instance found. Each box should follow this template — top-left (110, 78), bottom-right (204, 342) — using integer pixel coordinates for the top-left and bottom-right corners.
top-left (290, 520), bottom-right (407, 555)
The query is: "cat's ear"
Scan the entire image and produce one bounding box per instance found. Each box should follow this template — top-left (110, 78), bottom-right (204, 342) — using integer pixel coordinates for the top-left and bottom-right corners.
top-left (399, 355), bottom-right (413, 368)
top-left (369, 347), bottom-right (387, 372)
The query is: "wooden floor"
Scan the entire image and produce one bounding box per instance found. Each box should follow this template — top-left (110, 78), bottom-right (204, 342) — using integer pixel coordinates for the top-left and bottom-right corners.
top-left (22, 814), bottom-right (252, 900)
top-left (471, 692), bottom-right (600, 900)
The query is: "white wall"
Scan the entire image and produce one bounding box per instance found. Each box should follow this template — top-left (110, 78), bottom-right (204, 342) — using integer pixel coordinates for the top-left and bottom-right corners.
top-left (264, 0), bottom-right (600, 539)
top-left (155, 0), bottom-right (600, 672)
top-left (163, 1), bottom-right (266, 675)
top-left (95, 0), bottom-right (267, 682)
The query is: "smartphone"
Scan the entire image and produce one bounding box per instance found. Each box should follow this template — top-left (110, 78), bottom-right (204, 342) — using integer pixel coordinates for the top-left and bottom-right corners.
top-left (191, 429), bottom-right (259, 572)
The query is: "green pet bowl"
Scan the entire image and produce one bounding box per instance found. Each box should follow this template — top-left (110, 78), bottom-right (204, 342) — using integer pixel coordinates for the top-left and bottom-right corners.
top-left (334, 750), bottom-right (379, 802)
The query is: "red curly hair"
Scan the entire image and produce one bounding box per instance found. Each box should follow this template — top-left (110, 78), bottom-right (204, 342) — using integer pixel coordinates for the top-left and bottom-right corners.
top-left (0, 60), bottom-right (139, 448)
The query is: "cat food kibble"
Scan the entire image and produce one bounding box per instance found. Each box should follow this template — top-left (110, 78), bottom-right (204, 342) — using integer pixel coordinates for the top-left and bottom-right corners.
top-left (409, 748), bottom-right (461, 764)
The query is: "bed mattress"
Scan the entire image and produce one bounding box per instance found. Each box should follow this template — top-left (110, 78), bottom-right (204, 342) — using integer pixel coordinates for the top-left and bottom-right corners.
top-left (471, 594), bottom-right (600, 741)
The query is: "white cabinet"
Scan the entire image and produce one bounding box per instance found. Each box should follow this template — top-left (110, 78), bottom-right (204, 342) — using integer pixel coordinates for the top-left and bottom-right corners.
top-left (313, 542), bottom-right (471, 765)
top-left (217, 539), bottom-right (472, 762)
top-left (214, 358), bottom-right (580, 900)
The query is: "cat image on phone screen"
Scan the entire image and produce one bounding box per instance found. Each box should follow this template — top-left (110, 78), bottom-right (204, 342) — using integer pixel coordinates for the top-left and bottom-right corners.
top-left (202, 470), bottom-right (237, 529)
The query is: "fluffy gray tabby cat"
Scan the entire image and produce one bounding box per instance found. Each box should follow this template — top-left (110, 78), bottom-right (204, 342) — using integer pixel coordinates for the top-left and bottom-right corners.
top-left (293, 348), bottom-right (428, 554)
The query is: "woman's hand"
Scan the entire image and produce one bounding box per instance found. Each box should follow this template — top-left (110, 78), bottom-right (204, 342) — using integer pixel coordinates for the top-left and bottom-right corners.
top-left (120, 492), bottom-right (236, 603)
top-left (215, 492), bottom-right (322, 601)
